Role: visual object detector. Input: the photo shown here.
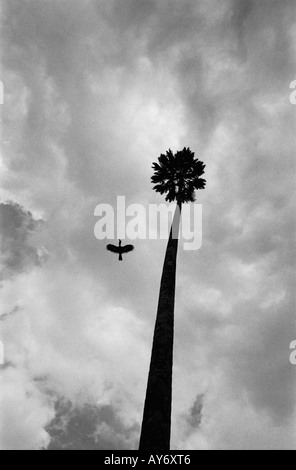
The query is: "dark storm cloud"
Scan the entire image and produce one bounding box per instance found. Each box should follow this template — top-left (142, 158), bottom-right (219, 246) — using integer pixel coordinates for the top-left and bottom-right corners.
top-left (0, 306), bottom-right (20, 322)
top-left (2, 0), bottom-right (158, 200)
top-left (47, 398), bottom-right (139, 450)
top-left (0, 361), bottom-right (15, 370)
top-left (0, 203), bottom-right (45, 279)
top-left (186, 394), bottom-right (203, 429)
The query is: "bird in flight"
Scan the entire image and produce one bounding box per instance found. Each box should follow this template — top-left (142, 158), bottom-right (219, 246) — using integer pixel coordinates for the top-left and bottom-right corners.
top-left (106, 240), bottom-right (135, 261)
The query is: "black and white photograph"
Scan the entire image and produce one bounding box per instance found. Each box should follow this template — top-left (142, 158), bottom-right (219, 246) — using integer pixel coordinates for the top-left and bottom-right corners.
top-left (0, 0), bottom-right (295, 453)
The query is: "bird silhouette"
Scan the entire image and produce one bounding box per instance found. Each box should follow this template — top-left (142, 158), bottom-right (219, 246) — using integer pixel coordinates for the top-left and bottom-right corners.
top-left (106, 240), bottom-right (134, 261)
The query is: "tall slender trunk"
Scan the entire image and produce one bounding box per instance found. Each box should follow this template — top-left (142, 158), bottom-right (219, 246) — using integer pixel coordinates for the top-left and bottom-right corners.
top-left (139, 203), bottom-right (182, 450)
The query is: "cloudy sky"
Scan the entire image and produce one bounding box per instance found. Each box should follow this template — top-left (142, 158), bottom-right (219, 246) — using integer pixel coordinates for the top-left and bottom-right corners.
top-left (0, 0), bottom-right (296, 450)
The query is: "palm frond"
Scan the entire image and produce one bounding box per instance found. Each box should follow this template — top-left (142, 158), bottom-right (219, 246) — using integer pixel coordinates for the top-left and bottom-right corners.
top-left (151, 148), bottom-right (206, 204)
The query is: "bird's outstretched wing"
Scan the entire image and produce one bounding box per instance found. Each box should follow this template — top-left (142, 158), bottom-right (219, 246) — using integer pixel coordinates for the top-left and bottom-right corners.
top-left (121, 244), bottom-right (135, 254)
top-left (107, 244), bottom-right (119, 253)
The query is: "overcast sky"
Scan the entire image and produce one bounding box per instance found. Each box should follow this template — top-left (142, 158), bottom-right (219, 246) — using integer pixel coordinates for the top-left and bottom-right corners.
top-left (0, 0), bottom-right (296, 450)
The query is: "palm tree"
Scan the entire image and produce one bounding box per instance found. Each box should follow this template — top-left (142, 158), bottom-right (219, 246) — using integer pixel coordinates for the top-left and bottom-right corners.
top-left (139, 148), bottom-right (206, 450)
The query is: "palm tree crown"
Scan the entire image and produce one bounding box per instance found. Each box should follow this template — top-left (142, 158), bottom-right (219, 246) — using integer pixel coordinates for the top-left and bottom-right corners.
top-left (151, 147), bottom-right (206, 204)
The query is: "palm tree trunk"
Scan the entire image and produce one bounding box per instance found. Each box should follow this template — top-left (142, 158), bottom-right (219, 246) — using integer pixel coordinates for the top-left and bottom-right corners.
top-left (139, 203), bottom-right (182, 450)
